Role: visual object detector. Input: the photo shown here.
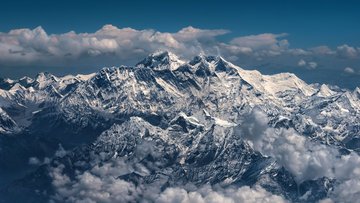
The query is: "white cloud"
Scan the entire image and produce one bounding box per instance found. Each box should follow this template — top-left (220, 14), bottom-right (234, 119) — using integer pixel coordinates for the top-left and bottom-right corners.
top-left (298, 59), bottom-right (306, 67)
top-left (0, 25), bottom-right (359, 89)
top-left (28, 156), bottom-right (51, 165)
top-left (344, 67), bottom-right (355, 74)
top-left (49, 162), bottom-right (143, 203)
top-left (310, 46), bottom-right (335, 55)
top-left (230, 33), bottom-right (288, 50)
top-left (28, 157), bottom-right (41, 165)
top-left (0, 25), bottom-right (230, 66)
top-left (238, 108), bottom-right (360, 202)
top-left (308, 61), bottom-right (318, 69)
top-left (48, 140), bottom-right (288, 203)
top-left (0, 27), bottom-right (293, 67)
top-left (157, 185), bottom-right (287, 203)
top-left (49, 160), bottom-right (287, 203)
top-left (238, 108), bottom-right (337, 182)
top-left (288, 48), bottom-right (310, 56)
top-left (229, 33), bottom-right (289, 57)
top-left (297, 59), bottom-right (317, 69)
top-left (54, 144), bottom-right (67, 158)
top-left (336, 44), bottom-right (358, 58)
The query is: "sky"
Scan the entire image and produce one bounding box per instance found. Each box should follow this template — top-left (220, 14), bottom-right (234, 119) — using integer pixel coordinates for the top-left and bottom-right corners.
top-left (0, 0), bottom-right (359, 89)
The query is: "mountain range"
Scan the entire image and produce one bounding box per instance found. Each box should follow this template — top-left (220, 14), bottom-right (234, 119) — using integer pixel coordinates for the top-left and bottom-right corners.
top-left (0, 51), bottom-right (359, 202)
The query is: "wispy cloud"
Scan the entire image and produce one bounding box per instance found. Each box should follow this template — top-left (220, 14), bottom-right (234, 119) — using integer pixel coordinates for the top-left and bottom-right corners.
top-left (344, 67), bottom-right (356, 74)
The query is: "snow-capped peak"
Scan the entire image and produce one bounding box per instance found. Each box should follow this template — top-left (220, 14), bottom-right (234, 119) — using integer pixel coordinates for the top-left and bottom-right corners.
top-left (33, 72), bottom-right (59, 89)
top-left (8, 83), bottom-right (26, 93)
top-left (18, 76), bottom-right (34, 87)
top-left (316, 84), bottom-right (336, 97)
top-left (354, 87), bottom-right (360, 99)
top-left (136, 51), bottom-right (185, 71)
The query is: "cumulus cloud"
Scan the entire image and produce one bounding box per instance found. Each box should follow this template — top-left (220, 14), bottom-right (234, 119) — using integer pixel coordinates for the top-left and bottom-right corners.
top-left (0, 25), bottom-right (230, 67)
top-left (47, 137), bottom-right (288, 203)
top-left (157, 185), bottom-right (287, 203)
top-left (297, 59), bottom-right (317, 69)
top-left (49, 156), bottom-right (153, 202)
top-left (2, 25), bottom-right (357, 68)
top-left (238, 108), bottom-right (360, 202)
top-left (238, 108), bottom-right (337, 182)
top-left (230, 33), bottom-right (289, 54)
top-left (309, 46), bottom-right (335, 55)
top-left (49, 159), bottom-right (287, 203)
top-left (1, 25), bottom-right (359, 89)
top-left (337, 44), bottom-right (358, 58)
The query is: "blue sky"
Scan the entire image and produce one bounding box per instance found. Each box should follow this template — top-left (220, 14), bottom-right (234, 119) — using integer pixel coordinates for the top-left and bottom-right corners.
top-left (1, 0), bottom-right (359, 48)
top-left (0, 0), bottom-right (359, 89)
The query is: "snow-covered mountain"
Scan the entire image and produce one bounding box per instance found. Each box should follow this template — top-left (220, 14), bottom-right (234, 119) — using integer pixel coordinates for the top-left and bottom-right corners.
top-left (0, 51), bottom-right (359, 202)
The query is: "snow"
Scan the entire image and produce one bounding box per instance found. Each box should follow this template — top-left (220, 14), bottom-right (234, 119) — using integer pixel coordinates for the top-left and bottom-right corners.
top-left (317, 84), bottom-right (336, 97)
top-left (4, 78), bottom-right (15, 83)
top-left (76, 73), bottom-right (96, 81)
top-left (155, 77), bottom-right (184, 97)
top-left (9, 83), bottom-right (26, 93)
top-left (32, 110), bottom-right (42, 115)
top-left (19, 76), bottom-right (34, 83)
top-left (237, 69), bottom-right (316, 97)
top-left (137, 51), bottom-right (185, 71)
top-left (213, 117), bottom-right (236, 127)
top-left (178, 112), bottom-right (204, 127)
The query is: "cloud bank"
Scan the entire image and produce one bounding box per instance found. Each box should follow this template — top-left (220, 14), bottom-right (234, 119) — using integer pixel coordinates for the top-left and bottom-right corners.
top-left (49, 160), bottom-right (287, 203)
top-left (0, 25), bottom-right (359, 67)
top-left (1, 25), bottom-right (359, 89)
top-left (48, 133), bottom-right (287, 203)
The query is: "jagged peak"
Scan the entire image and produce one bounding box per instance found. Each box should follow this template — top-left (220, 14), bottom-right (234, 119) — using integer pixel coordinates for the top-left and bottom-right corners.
top-left (316, 84), bottom-right (336, 97)
top-left (75, 73), bottom-right (96, 81)
top-left (35, 72), bottom-right (58, 82)
top-left (354, 87), bottom-right (360, 99)
top-left (354, 87), bottom-right (360, 93)
top-left (189, 54), bottom-right (216, 65)
top-left (188, 54), bottom-right (242, 76)
top-left (30, 72), bottom-right (60, 90)
top-left (8, 83), bottom-right (26, 93)
top-left (3, 78), bottom-right (15, 84)
top-left (136, 51), bottom-right (184, 71)
top-left (150, 50), bottom-right (178, 59)
top-left (18, 76), bottom-right (34, 85)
